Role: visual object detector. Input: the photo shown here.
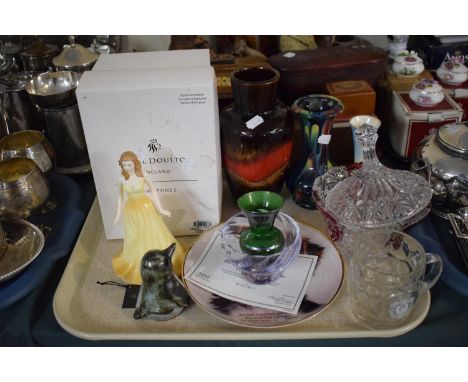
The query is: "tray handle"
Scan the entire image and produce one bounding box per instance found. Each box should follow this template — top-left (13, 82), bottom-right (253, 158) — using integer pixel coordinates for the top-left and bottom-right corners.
top-left (448, 213), bottom-right (468, 239)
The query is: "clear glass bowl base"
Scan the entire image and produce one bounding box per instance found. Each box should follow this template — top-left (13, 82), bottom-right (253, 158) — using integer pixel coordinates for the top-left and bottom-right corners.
top-left (220, 211), bottom-right (301, 284)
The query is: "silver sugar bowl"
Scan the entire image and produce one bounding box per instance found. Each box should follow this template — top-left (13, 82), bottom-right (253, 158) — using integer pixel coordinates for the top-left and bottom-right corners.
top-left (412, 122), bottom-right (468, 218)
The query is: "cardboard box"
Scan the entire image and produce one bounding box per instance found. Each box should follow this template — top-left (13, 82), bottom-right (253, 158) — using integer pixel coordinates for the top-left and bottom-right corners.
top-left (411, 35), bottom-right (468, 70)
top-left (390, 91), bottom-right (463, 159)
top-left (76, 50), bottom-right (222, 239)
top-left (93, 49), bottom-right (210, 71)
top-left (440, 80), bottom-right (468, 120)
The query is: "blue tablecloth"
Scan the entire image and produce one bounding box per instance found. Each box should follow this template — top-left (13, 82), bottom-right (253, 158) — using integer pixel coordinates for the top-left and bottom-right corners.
top-left (1, 173), bottom-right (468, 346)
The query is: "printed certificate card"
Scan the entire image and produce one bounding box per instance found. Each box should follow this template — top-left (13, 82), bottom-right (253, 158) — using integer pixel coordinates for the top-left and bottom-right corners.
top-left (185, 231), bottom-right (318, 314)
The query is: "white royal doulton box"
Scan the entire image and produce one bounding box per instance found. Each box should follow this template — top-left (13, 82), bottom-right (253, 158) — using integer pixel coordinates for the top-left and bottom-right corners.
top-left (390, 90), bottom-right (464, 159)
top-left (76, 49), bottom-right (222, 239)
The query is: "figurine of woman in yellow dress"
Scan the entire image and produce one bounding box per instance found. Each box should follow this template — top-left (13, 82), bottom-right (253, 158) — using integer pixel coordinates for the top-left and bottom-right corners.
top-left (113, 151), bottom-right (186, 284)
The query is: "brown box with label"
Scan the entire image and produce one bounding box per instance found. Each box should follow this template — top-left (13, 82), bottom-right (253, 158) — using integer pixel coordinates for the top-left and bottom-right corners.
top-left (325, 80), bottom-right (376, 119)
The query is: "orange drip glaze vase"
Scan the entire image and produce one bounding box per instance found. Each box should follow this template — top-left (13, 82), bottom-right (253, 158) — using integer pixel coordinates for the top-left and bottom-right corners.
top-left (220, 66), bottom-right (292, 200)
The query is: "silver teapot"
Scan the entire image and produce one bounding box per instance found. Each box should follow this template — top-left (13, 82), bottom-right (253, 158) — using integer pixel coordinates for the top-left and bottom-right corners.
top-left (52, 36), bottom-right (99, 73)
top-left (411, 122), bottom-right (468, 218)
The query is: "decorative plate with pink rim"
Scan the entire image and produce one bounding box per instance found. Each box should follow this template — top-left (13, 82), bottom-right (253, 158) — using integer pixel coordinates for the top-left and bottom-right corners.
top-left (183, 221), bottom-right (344, 329)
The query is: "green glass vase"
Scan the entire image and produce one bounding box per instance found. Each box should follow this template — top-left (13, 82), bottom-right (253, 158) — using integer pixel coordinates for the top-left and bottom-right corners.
top-left (237, 191), bottom-right (285, 256)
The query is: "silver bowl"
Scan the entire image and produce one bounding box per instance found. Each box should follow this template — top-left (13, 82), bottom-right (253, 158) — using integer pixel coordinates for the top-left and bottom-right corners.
top-left (19, 42), bottom-right (58, 72)
top-left (0, 130), bottom-right (56, 173)
top-left (0, 157), bottom-right (50, 219)
top-left (25, 71), bottom-right (80, 109)
top-left (0, 218), bottom-right (44, 283)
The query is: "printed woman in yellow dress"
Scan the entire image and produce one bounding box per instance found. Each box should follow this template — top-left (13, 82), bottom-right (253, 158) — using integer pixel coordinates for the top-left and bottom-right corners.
top-left (113, 151), bottom-right (186, 284)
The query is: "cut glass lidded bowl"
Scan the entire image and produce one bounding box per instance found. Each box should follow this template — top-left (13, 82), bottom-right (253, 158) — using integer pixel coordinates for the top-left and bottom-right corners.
top-left (313, 115), bottom-right (432, 253)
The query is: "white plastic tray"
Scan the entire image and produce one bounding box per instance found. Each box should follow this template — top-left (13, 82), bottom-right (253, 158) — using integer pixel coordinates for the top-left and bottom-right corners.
top-left (53, 198), bottom-right (430, 341)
